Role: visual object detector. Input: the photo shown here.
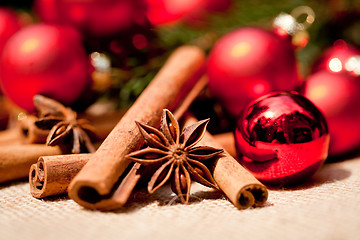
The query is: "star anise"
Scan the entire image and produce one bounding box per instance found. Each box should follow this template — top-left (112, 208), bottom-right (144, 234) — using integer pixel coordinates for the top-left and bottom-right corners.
top-left (33, 95), bottom-right (96, 154)
top-left (126, 109), bottom-right (224, 204)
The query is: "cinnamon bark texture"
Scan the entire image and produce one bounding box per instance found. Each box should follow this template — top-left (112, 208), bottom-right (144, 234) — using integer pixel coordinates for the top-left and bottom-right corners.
top-left (0, 128), bottom-right (21, 145)
top-left (30, 154), bottom-right (89, 198)
top-left (213, 132), bottom-right (237, 157)
top-left (184, 116), bottom-right (268, 209)
top-left (86, 111), bottom-right (126, 142)
top-left (68, 46), bottom-right (206, 210)
top-left (0, 145), bottom-right (61, 183)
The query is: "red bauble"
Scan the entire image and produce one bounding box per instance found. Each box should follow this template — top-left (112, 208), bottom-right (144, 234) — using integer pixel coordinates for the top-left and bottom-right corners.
top-left (146, 0), bottom-right (205, 26)
top-left (207, 27), bottom-right (301, 118)
top-left (304, 71), bottom-right (360, 156)
top-left (312, 40), bottom-right (360, 74)
top-left (33, 0), bottom-right (147, 37)
top-left (33, 0), bottom-right (61, 23)
top-left (146, 0), bottom-right (231, 26)
top-left (0, 8), bottom-right (22, 54)
top-left (0, 24), bottom-right (92, 112)
top-left (235, 92), bottom-right (329, 186)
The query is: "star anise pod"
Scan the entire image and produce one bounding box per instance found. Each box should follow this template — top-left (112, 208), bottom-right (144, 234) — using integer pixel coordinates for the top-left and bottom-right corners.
top-left (33, 95), bottom-right (96, 154)
top-left (126, 109), bottom-right (224, 204)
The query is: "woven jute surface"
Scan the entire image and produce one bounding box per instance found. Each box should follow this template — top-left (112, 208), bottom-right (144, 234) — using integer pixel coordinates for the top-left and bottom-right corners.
top-left (1, 156), bottom-right (360, 240)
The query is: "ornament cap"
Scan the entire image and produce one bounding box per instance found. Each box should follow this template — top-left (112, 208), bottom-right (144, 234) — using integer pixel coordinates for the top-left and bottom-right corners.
top-left (273, 13), bottom-right (301, 36)
top-left (272, 6), bottom-right (315, 48)
top-left (290, 6), bottom-right (315, 30)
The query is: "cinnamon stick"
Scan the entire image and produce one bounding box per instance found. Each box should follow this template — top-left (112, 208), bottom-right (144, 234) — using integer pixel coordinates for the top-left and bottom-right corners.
top-left (68, 46), bottom-right (206, 210)
top-left (213, 132), bottom-right (237, 157)
top-left (0, 145), bottom-right (61, 183)
top-left (29, 117), bottom-right (267, 209)
top-left (85, 110), bottom-right (126, 141)
top-left (184, 116), bottom-right (268, 209)
top-left (27, 132), bottom-right (235, 198)
top-left (0, 128), bottom-right (21, 145)
top-left (29, 75), bottom-right (208, 200)
top-left (30, 154), bottom-right (89, 198)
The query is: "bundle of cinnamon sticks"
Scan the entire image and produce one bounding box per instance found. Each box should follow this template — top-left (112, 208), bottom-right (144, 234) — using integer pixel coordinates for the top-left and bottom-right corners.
top-left (1, 46), bottom-right (268, 210)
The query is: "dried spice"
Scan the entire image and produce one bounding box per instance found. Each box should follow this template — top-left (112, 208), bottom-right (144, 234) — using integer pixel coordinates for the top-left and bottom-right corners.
top-left (68, 46), bottom-right (206, 210)
top-left (33, 95), bottom-right (96, 154)
top-left (126, 109), bottom-right (223, 204)
top-left (0, 144), bottom-right (62, 183)
top-left (184, 116), bottom-right (268, 209)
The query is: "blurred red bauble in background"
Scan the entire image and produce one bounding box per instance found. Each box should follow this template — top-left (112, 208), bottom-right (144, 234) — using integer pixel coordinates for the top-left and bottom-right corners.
top-left (304, 71), bottom-right (360, 156)
top-left (0, 8), bottom-right (22, 55)
top-left (146, 0), bottom-right (232, 26)
top-left (207, 27), bottom-right (301, 118)
top-left (33, 0), bottom-right (148, 37)
top-left (33, 0), bottom-right (61, 23)
top-left (235, 92), bottom-right (329, 186)
top-left (0, 24), bottom-right (92, 112)
top-left (311, 40), bottom-right (360, 74)
top-left (146, 0), bottom-right (205, 26)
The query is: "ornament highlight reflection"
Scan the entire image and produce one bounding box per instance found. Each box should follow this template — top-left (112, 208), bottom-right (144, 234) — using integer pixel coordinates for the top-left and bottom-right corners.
top-left (345, 56), bottom-right (360, 76)
top-left (328, 58), bottom-right (342, 72)
top-left (235, 92), bottom-right (330, 186)
top-left (312, 40), bottom-right (360, 74)
top-left (231, 41), bottom-right (251, 58)
top-left (20, 38), bottom-right (39, 53)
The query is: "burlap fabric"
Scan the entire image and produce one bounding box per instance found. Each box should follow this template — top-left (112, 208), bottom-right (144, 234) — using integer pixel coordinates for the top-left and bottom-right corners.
top-left (1, 155), bottom-right (360, 240)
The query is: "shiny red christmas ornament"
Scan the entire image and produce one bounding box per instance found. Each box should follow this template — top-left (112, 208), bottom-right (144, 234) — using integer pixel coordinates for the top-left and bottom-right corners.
top-left (32, 0), bottom-right (61, 23)
top-left (0, 24), bottom-right (92, 112)
top-left (33, 0), bottom-right (147, 37)
top-left (146, 0), bottom-right (205, 26)
top-left (235, 91), bottom-right (330, 186)
top-left (0, 8), bottom-right (22, 54)
top-left (304, 71), bottom-right (360, 156)
top-left (146, 0), bottom-right (231, 26)
top-left (207, 27), bottom-right (301, 117)
top-left (312, 40), bottom-right (360, 74)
